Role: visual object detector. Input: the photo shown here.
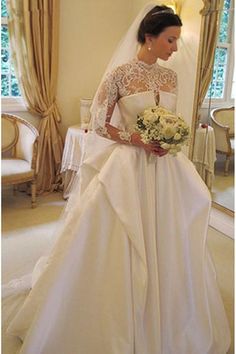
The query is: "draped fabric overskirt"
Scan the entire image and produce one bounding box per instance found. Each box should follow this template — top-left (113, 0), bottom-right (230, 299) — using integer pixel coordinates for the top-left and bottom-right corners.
top-left (6, 142), bottom-right (230, 354)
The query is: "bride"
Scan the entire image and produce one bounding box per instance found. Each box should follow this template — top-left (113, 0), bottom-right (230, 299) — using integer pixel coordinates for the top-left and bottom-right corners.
top-left (5, 3), bottom-right (230, 354)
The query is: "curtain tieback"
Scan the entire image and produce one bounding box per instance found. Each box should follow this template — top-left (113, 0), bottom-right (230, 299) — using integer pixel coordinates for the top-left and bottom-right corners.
top-left (42, 102), bottom-right (56, 118)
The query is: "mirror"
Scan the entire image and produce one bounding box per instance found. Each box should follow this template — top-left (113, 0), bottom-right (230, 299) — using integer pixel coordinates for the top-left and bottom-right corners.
top-left (190, 0), bottom-right (234, 216)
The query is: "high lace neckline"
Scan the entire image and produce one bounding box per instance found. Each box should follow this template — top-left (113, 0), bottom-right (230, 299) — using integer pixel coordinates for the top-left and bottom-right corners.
top-left (133, 58), bottom-right (157, 70)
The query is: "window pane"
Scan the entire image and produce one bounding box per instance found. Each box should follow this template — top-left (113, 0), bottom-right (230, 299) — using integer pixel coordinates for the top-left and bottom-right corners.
top-left (1, 48), bottom-right (10, 72)
top-left (1, 0), bottom-right (22, 98)
top-left (223, 0), bottom-right (231, 11)
top-left (212, 67), bottom-right (217, 81)
top-left (1, 25), bottom-right (9, 48)
top-left (219, 0), bottom-right (231, 43)
top-left (1, 0), bottom-right (8, 17)
top-left (216, 67), bottom-right (225, 81)
top-left (1, 74), bottom-right (9, 96)
top-left (219, 11), bottom-right (230, 42)
top-left (11, 74), bottom-right (21, 96)
top-left (206, 47), bottom-right (228, 99)
top-left (215, 83), bottom-right (224, 98)
top-left (218, 47), bottom-right (227, 64)
top-left (207, 83), bottom-right (215, 98)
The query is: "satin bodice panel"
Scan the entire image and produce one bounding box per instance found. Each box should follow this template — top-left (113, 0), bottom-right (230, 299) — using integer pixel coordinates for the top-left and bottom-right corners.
top-left (117, 90), bottom-right (177, 129)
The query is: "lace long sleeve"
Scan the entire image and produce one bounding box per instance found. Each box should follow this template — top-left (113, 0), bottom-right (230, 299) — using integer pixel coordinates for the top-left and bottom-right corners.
top-left (91, 70), bottom-right (132, 144)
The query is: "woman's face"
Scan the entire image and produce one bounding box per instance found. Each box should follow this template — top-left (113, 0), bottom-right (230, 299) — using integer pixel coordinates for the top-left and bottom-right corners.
top-left (146, 26), bottom-right (181, 61)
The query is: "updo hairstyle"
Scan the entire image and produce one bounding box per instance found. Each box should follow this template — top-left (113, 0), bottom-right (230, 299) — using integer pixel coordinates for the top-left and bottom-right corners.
top-left (137, 5), bottom-right (182, 44)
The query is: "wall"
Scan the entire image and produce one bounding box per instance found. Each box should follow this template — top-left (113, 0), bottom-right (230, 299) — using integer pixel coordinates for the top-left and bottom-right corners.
top-left (57, 0), bottom-right (133, 137)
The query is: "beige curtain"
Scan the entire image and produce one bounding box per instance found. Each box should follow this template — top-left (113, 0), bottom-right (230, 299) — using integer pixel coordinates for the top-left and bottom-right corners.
top-left (197, 0), bottom-right (223, 108)
top-left (7, 0), bottom-right (63, 193)
top-left (189, 0), bottom-right (223, 159)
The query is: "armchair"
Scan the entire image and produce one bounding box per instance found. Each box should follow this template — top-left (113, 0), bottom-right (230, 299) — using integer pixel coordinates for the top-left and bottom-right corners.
top-left (2, 113), bottom-right (39, 207)
top-left (210, 106), bottom-right (234, 176)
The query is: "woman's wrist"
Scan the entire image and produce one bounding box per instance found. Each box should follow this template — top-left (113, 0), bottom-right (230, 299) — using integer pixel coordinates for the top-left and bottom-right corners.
top-left (131, 132), bottom-right (143, 147)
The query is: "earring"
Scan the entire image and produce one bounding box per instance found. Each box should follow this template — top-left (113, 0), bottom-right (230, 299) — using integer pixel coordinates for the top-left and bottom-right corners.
top-left (148, 47), bottom-right (151, 51)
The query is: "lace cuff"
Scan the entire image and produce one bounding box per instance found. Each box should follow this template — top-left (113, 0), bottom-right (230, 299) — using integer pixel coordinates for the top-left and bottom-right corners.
top-left (118, 131), bottom-right (132, 144)
top-left (96, 126), bottom-right (111, 139)
top-left (96, 125), bottom-right (132, 145)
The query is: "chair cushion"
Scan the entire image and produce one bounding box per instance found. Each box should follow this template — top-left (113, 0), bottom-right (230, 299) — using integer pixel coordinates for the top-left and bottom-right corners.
top-left (2, 118), bottom-right (18, 151)
top-left (215, 109), bottom-right (234, 136)
top-left (2, 158), bottom-right (34, 184)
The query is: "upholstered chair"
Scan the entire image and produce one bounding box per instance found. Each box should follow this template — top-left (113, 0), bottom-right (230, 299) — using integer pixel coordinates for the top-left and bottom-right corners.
top-left (210, 106), bottom-right (234, 176)
top-left (2, 113), bottom-right (39, 207)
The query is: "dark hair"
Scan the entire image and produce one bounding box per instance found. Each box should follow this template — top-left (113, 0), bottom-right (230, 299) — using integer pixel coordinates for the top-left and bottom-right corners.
top-left (137, 5), bottom-right (182, 44)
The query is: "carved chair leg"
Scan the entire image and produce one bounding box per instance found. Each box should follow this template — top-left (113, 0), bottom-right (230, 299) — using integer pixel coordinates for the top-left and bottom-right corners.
top-left (26, 182), bottom-right (31, 195)
top-left (31, 180), bottom-right (37, 208)
top-left (224, 156), bottom-right (230, 176)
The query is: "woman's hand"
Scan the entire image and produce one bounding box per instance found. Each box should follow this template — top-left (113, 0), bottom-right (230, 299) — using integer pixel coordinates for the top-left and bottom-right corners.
top-left (131, 132), bottom-right (168, 157)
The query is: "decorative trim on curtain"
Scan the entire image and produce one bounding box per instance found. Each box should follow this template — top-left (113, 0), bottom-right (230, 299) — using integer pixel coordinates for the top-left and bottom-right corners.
top-left (7, 0), bottom-right (64, 193)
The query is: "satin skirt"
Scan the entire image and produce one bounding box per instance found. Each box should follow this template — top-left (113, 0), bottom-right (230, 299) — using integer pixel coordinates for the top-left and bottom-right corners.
top-left (6, 140), bottom-right (230, 354)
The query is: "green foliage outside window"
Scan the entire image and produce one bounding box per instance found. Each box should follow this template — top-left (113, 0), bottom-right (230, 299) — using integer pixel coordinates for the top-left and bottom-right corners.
top-left (1, 0), bottom-right (7, 17)
top-left (219, 0), bottom-right (231, 43)
top-left (1, 0), bottom-right (21, 97)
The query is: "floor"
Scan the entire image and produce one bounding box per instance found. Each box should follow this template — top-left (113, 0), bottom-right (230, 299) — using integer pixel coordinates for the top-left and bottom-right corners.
top-left (1, 188), bottom-right (234, 354)
top-left (211, 153), bottom-right (234, 212)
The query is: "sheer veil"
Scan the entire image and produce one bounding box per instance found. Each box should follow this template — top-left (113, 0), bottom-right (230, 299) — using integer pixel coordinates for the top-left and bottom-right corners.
top-left (90, 2), bottom-right (157, 129)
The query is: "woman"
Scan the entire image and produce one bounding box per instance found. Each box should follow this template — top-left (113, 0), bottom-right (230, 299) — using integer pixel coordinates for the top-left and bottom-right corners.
top-left (6, 4), bottom-right (230, 354)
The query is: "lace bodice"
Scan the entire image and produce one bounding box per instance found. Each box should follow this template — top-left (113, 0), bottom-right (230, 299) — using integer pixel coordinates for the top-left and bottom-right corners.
top-left (92, 58), bottom-right (178, 142)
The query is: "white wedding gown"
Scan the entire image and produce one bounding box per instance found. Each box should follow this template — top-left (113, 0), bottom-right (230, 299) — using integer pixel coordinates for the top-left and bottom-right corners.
top-left (5, 91), bottom-right (230, 354)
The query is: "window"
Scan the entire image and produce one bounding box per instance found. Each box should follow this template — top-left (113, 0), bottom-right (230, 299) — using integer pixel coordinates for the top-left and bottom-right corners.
top-left (1, 0), bottom-right (25, 111)
top-left (206, 0), bottom-right (234, 103)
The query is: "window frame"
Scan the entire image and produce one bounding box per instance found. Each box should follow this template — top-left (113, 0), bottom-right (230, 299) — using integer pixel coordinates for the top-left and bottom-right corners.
top-left (1, 4), bottom-right (26, 112)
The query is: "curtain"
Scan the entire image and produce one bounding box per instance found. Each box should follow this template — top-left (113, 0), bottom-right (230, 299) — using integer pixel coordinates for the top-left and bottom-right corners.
top-left (189, 0), bottom-right (223, 159)
top-left (197, 0), bottom-right (224, 108)
top-left (7, 0), bottom-right (63, 193)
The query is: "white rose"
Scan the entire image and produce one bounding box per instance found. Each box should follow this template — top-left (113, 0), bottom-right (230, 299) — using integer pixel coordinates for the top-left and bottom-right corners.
top-left (143, 111), bottom-right (156, 123)
top-left (163, 125), bottom-right (177, 139)
top-left (173, 133), bottom-right (181, 141)
top-left (161, 143), bottom-right (171, 150)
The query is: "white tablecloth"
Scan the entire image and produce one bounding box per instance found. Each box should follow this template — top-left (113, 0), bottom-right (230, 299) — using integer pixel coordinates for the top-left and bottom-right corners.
top-left (193, 125), bottom-right (216, 189)
top-left (61, 125), bottom-right (90, 198)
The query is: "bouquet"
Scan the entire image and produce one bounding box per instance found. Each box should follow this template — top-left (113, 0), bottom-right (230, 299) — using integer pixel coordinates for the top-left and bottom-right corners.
top-left (135, 106), bottom-right (189, 156)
